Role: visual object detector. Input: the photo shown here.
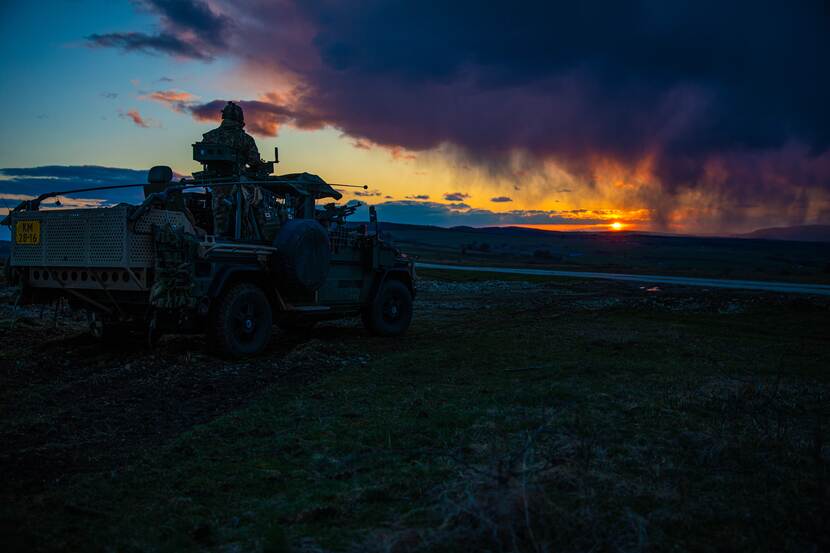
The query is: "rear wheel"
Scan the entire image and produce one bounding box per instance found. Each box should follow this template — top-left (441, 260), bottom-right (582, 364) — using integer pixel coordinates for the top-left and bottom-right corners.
top-left (363, 279), bottom-right (413, 336)
top-left (210, 283), bottom-right (273, 357)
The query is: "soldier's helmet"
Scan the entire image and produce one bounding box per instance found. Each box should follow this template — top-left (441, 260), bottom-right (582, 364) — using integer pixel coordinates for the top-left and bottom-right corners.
top-left (221, 101), bottom-right (245, 126)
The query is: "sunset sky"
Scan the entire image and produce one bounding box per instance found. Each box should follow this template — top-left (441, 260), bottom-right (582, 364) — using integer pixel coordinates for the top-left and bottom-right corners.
top-left (1, 1), bottom-right (828, 240)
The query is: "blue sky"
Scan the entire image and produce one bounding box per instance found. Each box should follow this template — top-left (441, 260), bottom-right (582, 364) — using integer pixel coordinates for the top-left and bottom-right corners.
top-left (1, 1), bottom-right (228, 171)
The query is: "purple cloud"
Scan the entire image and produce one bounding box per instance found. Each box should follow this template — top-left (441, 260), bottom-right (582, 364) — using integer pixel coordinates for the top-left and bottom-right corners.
top-left (443, 192), bottom-right (470, 202)
top-left (86, 31), bottom-right (213, 60)
top-left (86, 0), bottom-right (230, 60)
top-left (84, 1), bottom-right (830, 231)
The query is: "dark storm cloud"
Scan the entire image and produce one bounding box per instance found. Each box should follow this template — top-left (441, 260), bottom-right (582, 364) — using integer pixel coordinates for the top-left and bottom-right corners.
top-left (289, 1), bottom-right (830, 229)
top-left (87, 0), bottom-right (830, 229)
top-left (86, 0), bottom-right (229, 60)
top-left (146, 0), bottom-right (229, 42)
top-left (296, 2), bottom-right (830, 177)
top-left (86, 31), bottom-right (212, 60)
top-left (97, 1), bottom-right (830, 171)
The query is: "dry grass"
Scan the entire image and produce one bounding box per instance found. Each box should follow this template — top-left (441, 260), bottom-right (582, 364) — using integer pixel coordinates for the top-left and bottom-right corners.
top-left (2, 273), bottom-right (829, 551)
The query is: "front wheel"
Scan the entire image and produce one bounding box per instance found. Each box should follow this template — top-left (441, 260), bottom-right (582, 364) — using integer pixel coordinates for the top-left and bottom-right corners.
top-left (363, 279), bottom-right (413, 337)
top-left (210, 283), bottom-right (273, 357)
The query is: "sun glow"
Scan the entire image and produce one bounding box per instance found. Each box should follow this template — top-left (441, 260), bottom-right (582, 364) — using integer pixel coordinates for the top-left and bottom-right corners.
top-left (610, 221), bottom-right (624, 231)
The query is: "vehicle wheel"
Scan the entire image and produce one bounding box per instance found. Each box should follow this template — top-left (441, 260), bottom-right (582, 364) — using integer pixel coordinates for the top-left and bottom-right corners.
top-left (210, 283), bottom-right (273, 357)
top-left (363, 279), bottom-right (413, 337)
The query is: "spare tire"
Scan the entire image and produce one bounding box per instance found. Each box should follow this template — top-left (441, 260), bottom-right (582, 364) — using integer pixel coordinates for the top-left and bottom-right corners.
top-left (272, 219), bottom-right (331, 292)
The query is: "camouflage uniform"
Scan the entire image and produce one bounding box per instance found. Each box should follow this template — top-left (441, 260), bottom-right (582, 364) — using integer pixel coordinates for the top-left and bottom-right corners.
top-left (202, 120), bottom-right (261, 174)
top-left (211, 183), bottom-right (239, 238)
top-left (150, 224), bottom-right (200, 310)
top-left (202, 102), bottom-right (265, 237)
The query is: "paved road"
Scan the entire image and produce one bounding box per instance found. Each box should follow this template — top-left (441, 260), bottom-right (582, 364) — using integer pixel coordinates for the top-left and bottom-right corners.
top-left (416, 262), bottom-right (830, 296)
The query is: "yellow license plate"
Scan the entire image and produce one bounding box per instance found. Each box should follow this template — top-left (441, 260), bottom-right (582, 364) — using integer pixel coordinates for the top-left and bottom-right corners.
top-left (15, 220), bottom-right (41, 245)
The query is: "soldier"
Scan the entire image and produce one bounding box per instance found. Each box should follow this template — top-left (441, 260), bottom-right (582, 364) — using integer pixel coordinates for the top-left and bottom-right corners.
top-left (201, 101), bottom-right (262, 175)
top-left (201, 101), bottom-right (267, 237)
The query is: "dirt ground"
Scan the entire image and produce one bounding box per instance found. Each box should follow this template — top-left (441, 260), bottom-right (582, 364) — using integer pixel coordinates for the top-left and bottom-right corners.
top-left (0, 286), bottom-right (360, 496)
top-left (1, 271), bottom-right (829, 551)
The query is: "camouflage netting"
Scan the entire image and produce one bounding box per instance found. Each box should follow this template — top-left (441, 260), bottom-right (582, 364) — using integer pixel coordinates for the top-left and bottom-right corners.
top-left (150, 224), bottom-right (200, 309)
top-left (212, 185), bottom-right (283, 240)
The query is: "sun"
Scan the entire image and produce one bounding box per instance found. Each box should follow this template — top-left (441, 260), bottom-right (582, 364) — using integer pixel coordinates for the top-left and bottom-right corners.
top-left (610, 221), bottom-right (624, 231)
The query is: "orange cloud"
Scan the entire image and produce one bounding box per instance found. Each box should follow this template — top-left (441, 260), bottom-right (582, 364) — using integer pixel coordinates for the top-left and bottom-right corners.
top-left (389, 146), bottom-right (416, 161)
top-left (122, 109), bottom-right (149, 128)
top-left (142, 89), bottom-right (198, 112)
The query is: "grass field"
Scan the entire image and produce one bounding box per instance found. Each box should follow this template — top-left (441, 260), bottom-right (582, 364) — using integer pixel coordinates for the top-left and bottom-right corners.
top-left (378, 225), bottom-right (830, 284)
top-left (1, 269), bottom-right (829, 552)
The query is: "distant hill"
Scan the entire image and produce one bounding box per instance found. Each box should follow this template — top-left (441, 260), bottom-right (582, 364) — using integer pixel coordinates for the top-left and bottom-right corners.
top-left (381, 221), bottom-right (830, 243)
top-left (458, 225), bottom-right (566, 237)
top-left (380, 222), bottom-right (626, 238)
top-left (738, 225), bottom-right (830, 243)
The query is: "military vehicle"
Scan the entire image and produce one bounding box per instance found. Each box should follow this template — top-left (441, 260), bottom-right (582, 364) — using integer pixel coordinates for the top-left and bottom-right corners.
top-left (1, 144), bottom-right (415, 357)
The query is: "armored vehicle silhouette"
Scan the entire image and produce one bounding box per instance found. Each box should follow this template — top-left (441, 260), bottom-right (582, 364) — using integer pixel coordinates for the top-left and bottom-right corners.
top-left (2, 145), bottom-right (415, 357)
